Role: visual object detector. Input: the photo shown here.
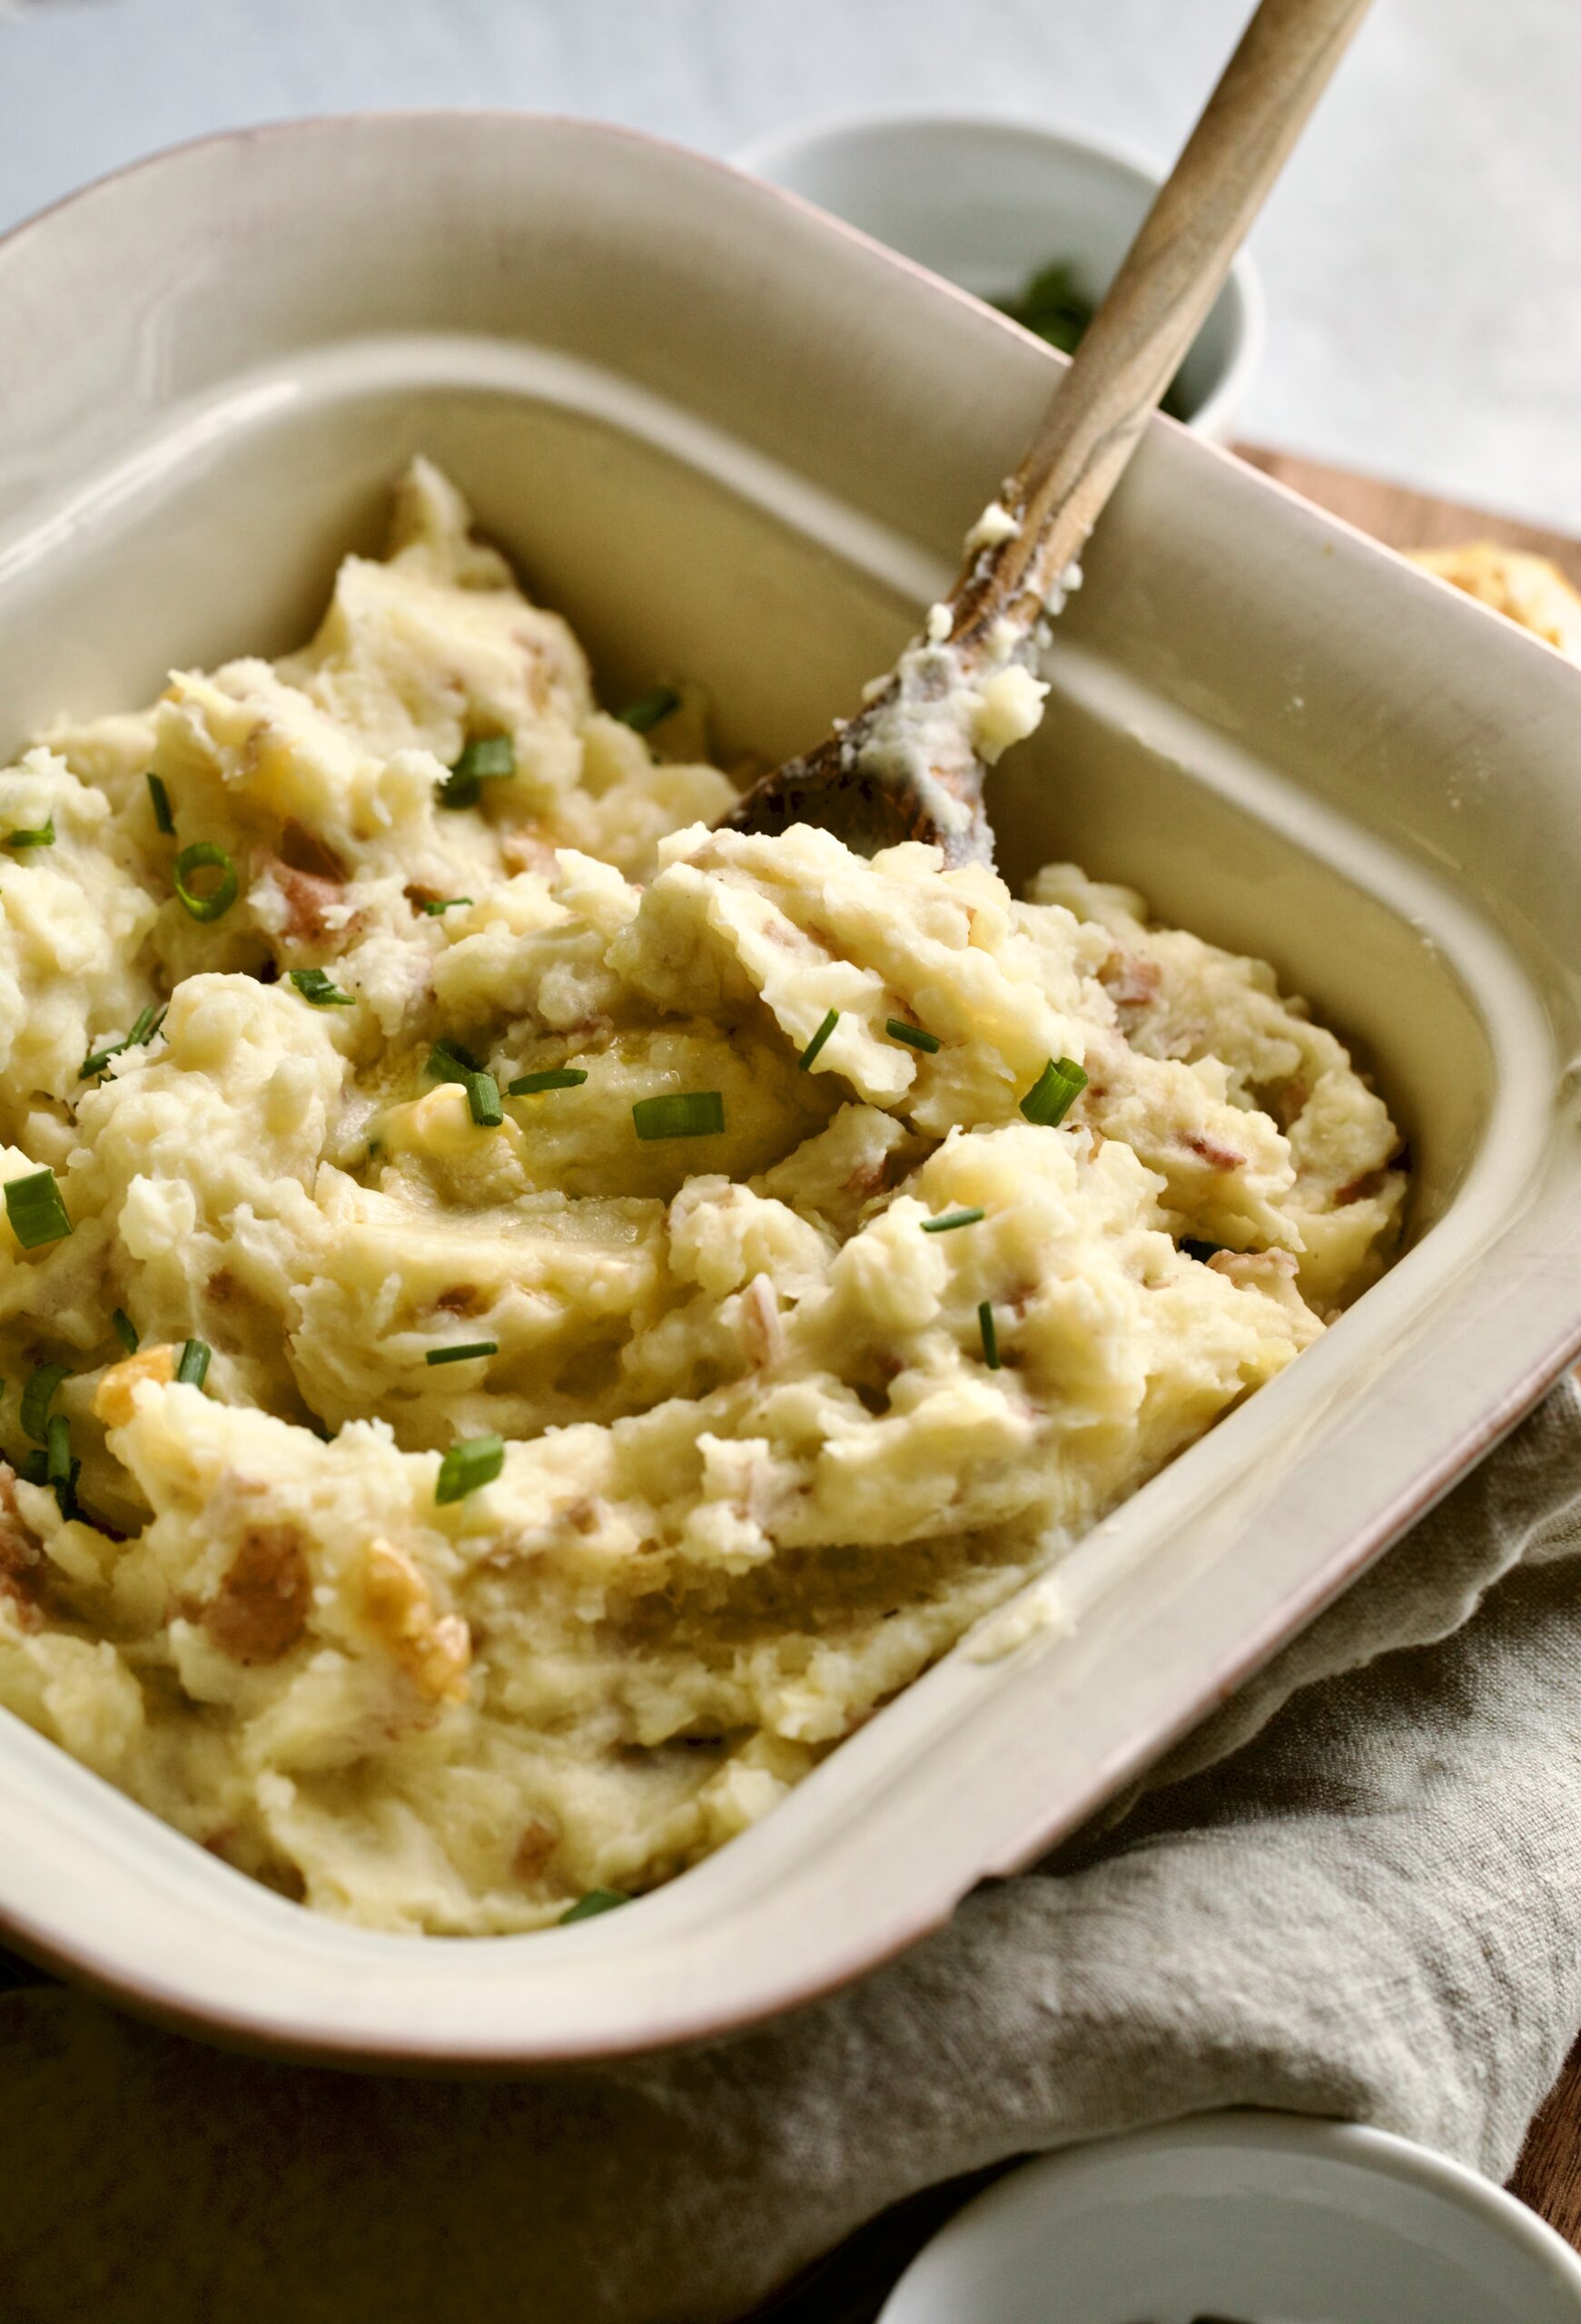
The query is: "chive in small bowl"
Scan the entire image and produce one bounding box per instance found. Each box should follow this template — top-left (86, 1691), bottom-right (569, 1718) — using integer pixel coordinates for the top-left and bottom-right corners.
top-left (735, 109), bottom-right (1263, 440)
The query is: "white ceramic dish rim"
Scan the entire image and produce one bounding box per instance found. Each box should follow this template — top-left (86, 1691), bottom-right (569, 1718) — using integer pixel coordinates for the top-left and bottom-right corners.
top-left (731, 101), bottom-right (1266, 441)
top-left (874, 2113), bottom-right (1581, 2319)
top-left (0, 113), bottom-right (1576, 2067)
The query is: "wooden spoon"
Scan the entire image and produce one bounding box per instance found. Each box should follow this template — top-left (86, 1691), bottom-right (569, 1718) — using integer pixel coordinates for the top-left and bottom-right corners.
top-left (721, 0), bottom-right (1372, 864)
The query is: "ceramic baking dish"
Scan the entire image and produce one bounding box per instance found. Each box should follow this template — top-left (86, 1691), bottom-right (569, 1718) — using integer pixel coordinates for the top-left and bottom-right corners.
top-left (0, 115), bottom-right (1577, 2068)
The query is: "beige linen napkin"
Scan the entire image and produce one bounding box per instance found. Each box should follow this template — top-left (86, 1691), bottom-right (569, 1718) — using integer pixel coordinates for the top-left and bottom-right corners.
top-left (2, 1377), bottom-right (1579, 2324)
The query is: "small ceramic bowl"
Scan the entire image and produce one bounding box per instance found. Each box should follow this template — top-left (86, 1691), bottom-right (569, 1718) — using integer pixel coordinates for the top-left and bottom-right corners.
top-left (876, 2113), bottom-right (1581, 2323)
top-left (734, 110), bottom-right (1263, 440)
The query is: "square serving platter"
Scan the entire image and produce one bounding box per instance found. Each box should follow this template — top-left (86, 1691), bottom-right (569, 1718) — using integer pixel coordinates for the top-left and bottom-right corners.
top-left (0, 114), bottom-right (1578, 2067)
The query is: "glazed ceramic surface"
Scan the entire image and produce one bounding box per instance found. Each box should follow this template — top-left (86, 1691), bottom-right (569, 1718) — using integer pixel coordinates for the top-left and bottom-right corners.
top-left (877, 2115), bottom-right (1581, 2323)
top-left (0, 115), bottom-right (1577, 2063)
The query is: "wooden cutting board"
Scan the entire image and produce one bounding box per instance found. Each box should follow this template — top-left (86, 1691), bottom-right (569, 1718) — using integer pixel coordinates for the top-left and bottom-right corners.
top-left (749, 448), bottom-right (1581, 2324)
top-left (1236, 442), bottom-right (1581, 590)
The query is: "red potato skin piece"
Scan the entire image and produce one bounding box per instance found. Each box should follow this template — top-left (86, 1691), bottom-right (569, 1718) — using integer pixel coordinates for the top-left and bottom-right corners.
top-left (1182, 1129), bottom-right (1247, 1172)
top-left (255, 849), bottom-right (358, 945)
top-left (203, 1526), bottom-right (311, 1666)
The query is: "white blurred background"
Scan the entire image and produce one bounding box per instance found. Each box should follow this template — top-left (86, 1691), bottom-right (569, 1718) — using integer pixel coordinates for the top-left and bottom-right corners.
top-left (2, 0), bottom-right (1577, 528)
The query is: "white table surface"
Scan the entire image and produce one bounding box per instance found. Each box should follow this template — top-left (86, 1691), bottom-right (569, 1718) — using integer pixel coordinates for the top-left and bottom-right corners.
top-left (2, 0), bottom-right (1578, 534)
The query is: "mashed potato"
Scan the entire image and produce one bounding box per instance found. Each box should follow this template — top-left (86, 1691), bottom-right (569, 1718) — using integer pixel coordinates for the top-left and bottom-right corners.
top-left (0, 463), bottom-right (1405, 1933)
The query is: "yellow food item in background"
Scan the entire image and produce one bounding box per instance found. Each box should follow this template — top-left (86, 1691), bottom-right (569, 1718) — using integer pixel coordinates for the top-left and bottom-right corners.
top-left (0, 465), bottom-right (1405, 1934)
top-left (1409, 540), bottom-right (1581, 664)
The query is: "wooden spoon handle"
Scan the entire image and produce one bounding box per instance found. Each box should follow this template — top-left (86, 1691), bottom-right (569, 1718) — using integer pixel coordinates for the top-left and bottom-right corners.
top-left (952, 0), bottom-right (1372, 653)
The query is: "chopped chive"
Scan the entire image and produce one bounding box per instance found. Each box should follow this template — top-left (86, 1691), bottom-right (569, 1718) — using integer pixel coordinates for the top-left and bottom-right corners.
top-left (922, 1207), bottom-right (985, 1235)
top-left (561, 1887), bottom-right (631, 1923)
top-left (886, 1019), bottom-right (941, 1055)
top-left (289, 967), bottom-right (355, 1008)
top-left (457, 736), bottom-right (515, 777)
top-left (615, 686), bottom-right (680, 734)
top-left (797, 1009), bottom-right (839, 1071)
top-left (173, 840), bottom-right (238, 922)
top-left (508, 1068), bottom-right (588, 1096)
top-left (18, 1450), bottom-right (46, 1488)
top-left (44, 1414), bottom-right (79, 1517)
top-left (426, 1341), bottom-right (499, 1367)
top-left (21, 1364), bottom-right (69, 1443)
top-left (978, 1300), bottom-right (1002, 1370)
top-left (111, 1308), bottom-right (139, 1354)
top-left (5, 820), bottom-right (54, 850)
top-left (1020, 1055), bottom-right (1089, 1128)
top-left (1182, 1238), bottom-right (1225, 1264)
top-left (81, 1001), bottom-right (167, 1080)
top-left (464, 1070), bottom-right (504, 1128)
top-left (427, 1039), bottom-right (482, 1083)
top-left (438, 734), bottom-right (515, 810)
top-left (5, 1168), bottom-right (72, 1250)
top-left (176, 1338), bottom-right (211, 1390)
top-left (632, 1091), bottom-right (725, 1141)
top-left (146, 771), bottom-right (176, 834)
top-left (435, 1433), bottom-right (505, 1504)
top-left (44, 1413), bottom-right (70, 1489)
top-left (420, 896), bottom-right (473, 916)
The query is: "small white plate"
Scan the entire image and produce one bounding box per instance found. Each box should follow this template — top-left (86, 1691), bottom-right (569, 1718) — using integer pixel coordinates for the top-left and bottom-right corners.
top-left (734, 108), bottom-right (1263, 439)
top-left (877, 2114), bottom-right (1581, 2323)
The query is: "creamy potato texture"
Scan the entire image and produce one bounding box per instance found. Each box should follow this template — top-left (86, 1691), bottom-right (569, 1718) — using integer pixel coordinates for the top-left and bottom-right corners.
top-left (0, 464), bottom-right (1406, 1933)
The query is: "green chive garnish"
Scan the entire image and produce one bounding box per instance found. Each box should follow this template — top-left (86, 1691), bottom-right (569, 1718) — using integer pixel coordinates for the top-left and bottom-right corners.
top-left (427, 1039), bottom-right (482, 1082)
top-left (426, 1341), bottom-right (499, 1367)
top-left (632, 1092), bottom-right (725, 1141)
top-left (173, 841), bottom-right (238, 922)
top-left (420, 897), bottom-right (473, 916)
top-left (18, 1450), bottom-right (45, 1488)
top-left (797, 1009), bottom-right (839, 1070)
top-left (508, 1068), bottom-right (588, 1096)
top-left (81, 1000), bottom-right (166, 1080)
top-left (5, 1168), bottom-right (72, 1250)
top-left (922, 1207), bottom-right (985, 1234)
top-left (111, 1309), bottom-right (139, 1354)
top-left (561, 1888), bottom-right (631, 1923)
top-left (429, 1040), bottom-right (504, 1125)
top-left (289, 968), bottom-right (354, 1008)
top-left (886, 1019), bottom-right (940, 1054)
top-left (146, 772), bottom-right (175, 834)
top-left (615, 687), bottom-right (680, 734)
top-left (5, 821), bottom-right (54, 850)
top-left (1020, 1056), bottom-right (1088, 1128)
top-left (176, 1338), bottom-right (211, 1390)
top-left (21, 1364), bottom-right (69, 1443)
top-left (1182, 1238), bottom-right (1225, 1264)
top-left (44, 1413), bottom-right (77, 1518)
top-left (465, 1071), bottom-right (503, 1128)
top-left (45, 1413), bottom-right (70, 1487)
top-left (439, 735), bottom-right (515, 810)
top-left (435, 1433), bottom-right (505, 1504)
top-left (978, 1301), bottom-right (1001, 1370)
